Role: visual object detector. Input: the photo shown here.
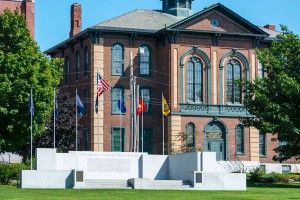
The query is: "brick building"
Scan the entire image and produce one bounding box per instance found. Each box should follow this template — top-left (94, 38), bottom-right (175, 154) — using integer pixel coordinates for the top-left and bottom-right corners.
top-left (0, 0), bottom-right (35, 38)
top-left (46, 1), bottom-right (299, 172)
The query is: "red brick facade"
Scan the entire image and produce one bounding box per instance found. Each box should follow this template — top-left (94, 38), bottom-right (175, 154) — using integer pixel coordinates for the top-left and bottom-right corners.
top-left (46, 2), bottom-right (298, 166)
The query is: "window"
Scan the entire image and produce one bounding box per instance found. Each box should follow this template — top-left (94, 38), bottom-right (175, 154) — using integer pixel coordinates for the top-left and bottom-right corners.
top-left (140, 88), bottom-right (151, 113)
top-left (258, 61), bottom-right (266, 78)
top-left (75, 50), bottom-right (80, 81)
top-left (77, 133), bottom-right (81, 151)
top-left (111, 44), bottom-right (124, 75)
top-left (64, 56), bottom-right (69, 85)
top-left (111, 127), bottom-right (125, 152)
top-left (259, 132), bottom-right (267, 157)
top-left (139, 129), bottom-right (153, 154)
top-left (84, 47), bottom-right (89, 77)
top-left (186, 122), bottom-right (195, 148)
top-left (83, 89), bottom-right (88, 115)
top-left (187, 57), bottom-right (203, 103)
top-left (236, 124), bottom-right (244, 154)
top-left (187, 0), bottom-right (192, 9)
top-left (259, 165), bottom-right (266, 172)
top-left (168, 0), bottom-right (175, 8)
top-left (226, 59), bottom-right (241, 103)
top-left (111, 87), bottom-right (125, 114)
top-left (282, 165), bottom-right (291, 174)
top-left (83, 129), bottom-right (89, 151)
top-left (178, 0), bottom-right (186, 8)
top-left (139, 46), bottom-right (150, 75)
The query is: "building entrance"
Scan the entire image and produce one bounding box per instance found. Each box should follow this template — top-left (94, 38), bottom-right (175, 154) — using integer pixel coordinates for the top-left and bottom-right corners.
top-left (204, 121), bottom-right (226, 161)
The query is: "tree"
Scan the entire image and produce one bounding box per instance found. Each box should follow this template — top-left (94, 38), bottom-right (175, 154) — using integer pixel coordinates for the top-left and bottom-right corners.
top-left (167, 131), bottom-right (202, 154)
top-left (35, 93), bottom-right (81, 153)
top-left (241, 26), bottom-right (300, 162)
top-left (0, 10), bottom-right (63, 154)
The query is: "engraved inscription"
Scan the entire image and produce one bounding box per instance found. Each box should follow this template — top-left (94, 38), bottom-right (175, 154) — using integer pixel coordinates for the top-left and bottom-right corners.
top-left (76, 171), bottom-right (83, 182)
top-left (87, 158), bottom-right (130, 173)
top-left (195, 173), bottom-right (202, 183)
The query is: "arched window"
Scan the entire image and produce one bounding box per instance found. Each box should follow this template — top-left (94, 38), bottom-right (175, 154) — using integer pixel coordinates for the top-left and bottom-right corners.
top-left (84, 46), bottom-right (89, 77)
top-left (140, 88), bottom-right (151, 113)
top-left (139, 46), bottom-right (151, 76)
top-left (111, 87), bottom-right (125, 114)
top-left (186, 122), bottom-right (195, 147)
top-left (64, 56), bottom-right (69, 85)
top-left (226, 59), bottom-right (241, 103)
top-left (236, 124), bottom-right (244, 154)
top-left (111, 44), bottom-right (124, 75)
top-left (75, 51), bottom-right (80, 81)
top-left (187, 57), bottom-right (203, 103)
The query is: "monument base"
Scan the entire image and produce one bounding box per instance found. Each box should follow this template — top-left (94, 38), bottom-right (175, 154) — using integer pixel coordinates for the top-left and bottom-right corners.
top-left (21, 149), bottom-right (246, 190)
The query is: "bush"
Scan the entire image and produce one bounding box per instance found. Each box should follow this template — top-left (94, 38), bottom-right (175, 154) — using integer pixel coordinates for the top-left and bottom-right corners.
top-left (249, 167), bottom-right (265, 182)
top-left (0, 163), bottom-right (29, 185)
top-left (0, 164), bottom-right (11, 184)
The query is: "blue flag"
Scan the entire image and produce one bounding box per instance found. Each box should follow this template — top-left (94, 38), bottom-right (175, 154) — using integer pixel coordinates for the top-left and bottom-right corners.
top-left (28, 89), bottom-right (34, 116)
top-left (117, 97), bottom-right (126, 113)
top-left (95, 95), bottom-right (99, 114)
top-left (54, 93), bottom-right (59, 119)
top-left (76, 94), bottom-right (84, 117)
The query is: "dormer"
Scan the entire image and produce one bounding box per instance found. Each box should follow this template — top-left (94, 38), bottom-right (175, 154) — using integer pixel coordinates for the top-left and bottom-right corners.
top-left (162, 0), bottom-right (194, 17)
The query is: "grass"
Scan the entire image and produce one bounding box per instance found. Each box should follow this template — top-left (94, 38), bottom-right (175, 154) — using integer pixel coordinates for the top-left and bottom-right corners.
top-left (0, 183), bottom-right (300, 200)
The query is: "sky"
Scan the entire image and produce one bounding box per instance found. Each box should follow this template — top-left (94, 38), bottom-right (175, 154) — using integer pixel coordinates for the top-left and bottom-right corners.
top-left (35, 0), bottom-right (300, 52)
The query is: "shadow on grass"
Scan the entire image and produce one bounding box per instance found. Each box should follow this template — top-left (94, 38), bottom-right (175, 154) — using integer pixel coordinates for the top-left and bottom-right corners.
top-left (247, 182), bottom-right (300, 188)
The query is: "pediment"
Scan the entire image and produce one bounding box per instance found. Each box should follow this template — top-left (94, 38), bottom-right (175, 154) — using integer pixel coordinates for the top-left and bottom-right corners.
top-left (183, 11), bottom-right (252, 34)
top-left (168, 4), bottom-right (267, 36)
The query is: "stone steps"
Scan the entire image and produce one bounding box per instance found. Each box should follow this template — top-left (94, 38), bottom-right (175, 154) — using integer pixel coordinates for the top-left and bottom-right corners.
top-left (147, 180), bottom-right (192, 190)
top-left (75, 179), bottom-right (133, 189)
top-left (74, 179), bottom-right (192, 190)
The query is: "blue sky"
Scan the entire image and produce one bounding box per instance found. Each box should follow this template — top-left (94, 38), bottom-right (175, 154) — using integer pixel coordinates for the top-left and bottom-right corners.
top-left (35, 0), bottom-right (300, 52)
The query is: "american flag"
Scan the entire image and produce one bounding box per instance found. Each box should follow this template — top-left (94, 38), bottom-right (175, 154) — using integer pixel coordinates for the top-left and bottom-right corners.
top-left (97, 73), bottom-right (109, 96)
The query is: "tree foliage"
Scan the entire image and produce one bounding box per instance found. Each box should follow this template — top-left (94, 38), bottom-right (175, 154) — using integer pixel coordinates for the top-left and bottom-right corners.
top-left (36, 93), bottom-right (81, 153)
top-left (0, 10), bottom-right (63, 153)
top-left (241, 26), bottom-right (300, 161)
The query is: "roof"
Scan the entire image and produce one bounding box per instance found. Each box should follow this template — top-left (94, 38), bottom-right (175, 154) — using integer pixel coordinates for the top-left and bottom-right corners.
top-left (258, 26), bottom-right (281, 38)
top-left (90, 9), bottom-right (182, 33)
top-left (45, 4), bottom-right (278, 54)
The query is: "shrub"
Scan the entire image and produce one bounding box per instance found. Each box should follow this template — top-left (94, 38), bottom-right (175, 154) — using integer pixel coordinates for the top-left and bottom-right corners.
top-left (0, 163), bottom-right (29, 185)
top-left (249, 167), bottom-right (265, 182)
top-left (0, 164), bottom-right (11, 184)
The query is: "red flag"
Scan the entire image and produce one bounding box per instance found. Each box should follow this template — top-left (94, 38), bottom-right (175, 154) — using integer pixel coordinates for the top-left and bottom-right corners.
top-left (137, 97), bottom-right (147, 115)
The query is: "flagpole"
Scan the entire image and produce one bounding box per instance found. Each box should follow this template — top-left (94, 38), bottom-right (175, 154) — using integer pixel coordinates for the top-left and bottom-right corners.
top-left (53, 88), bottom-right (56, 149)
top-left (141, 90), bottom-right (144, 153)
top-left (119, 90), bottom-right (122, 151)
top-left (133, 77), bottom-right (136, 152)
top-left (162, 92), bottom-right (164, 155)
top-left (30, 88), bottom-right (33, 170)
top-left (130, 51), bottom-right (133, 152)
top-left (76, 89), bottom-right (78, 151)
top-left (97, 72), bottom-right (100, 152)
top-left (136, 85), bottom-right (139, 152)
top-left (97, 102), bottom-right (100, 152)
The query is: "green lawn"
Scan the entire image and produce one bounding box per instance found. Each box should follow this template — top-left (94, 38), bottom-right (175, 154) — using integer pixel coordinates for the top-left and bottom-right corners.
top-left (0, 183), bottom-right (299, 200)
